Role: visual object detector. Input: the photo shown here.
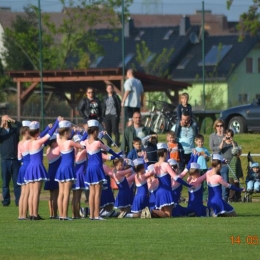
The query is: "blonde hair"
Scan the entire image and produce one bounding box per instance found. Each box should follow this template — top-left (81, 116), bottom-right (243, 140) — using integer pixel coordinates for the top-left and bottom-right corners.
top-left (181, 92), bottom-right (189, 99)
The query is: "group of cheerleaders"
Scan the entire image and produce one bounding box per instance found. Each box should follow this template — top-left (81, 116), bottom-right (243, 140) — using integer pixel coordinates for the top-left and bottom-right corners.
top-left (17, 117), bottom-right (244, 220)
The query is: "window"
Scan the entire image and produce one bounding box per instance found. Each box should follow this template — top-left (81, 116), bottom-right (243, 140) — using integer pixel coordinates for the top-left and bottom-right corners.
top-left (177, 55), bottom-right (193, 69)
top-left (163, 29), bottom-right (174, 40)
top-left (198, 45), bottom-right (233, 66)
top-left (246, 57), bottom-right (253, 73)
top-left (135, 31), bottom-right (145, 41)
top-left (89, 56), bottom-right (104, 68)
top-left (118, 53), bottom-right (134, 67)
top-left (238, 94), bottom-right (248, 102)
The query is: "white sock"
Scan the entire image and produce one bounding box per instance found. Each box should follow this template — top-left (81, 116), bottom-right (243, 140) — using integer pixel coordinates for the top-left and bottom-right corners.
top-left (125, 213), bottom-right (133, 218)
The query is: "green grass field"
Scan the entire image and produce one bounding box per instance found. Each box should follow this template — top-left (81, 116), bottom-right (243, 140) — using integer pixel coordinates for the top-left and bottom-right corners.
top-left (0, 203), bottom-right (260, 260)
top-left (0, 134), bottom-right (260, 259)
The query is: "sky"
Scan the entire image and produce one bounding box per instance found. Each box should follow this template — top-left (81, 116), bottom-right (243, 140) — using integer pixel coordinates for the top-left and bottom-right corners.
top-left (0, 0), bottom-right (252, 21)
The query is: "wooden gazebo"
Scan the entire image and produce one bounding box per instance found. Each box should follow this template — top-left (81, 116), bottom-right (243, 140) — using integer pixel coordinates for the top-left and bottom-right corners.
top-left (6, 68), bottom-right (191, 121)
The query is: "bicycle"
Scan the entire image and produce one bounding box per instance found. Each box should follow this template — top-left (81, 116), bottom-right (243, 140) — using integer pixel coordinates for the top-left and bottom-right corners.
top-left (143, 100), bottom-right (198, 134)
top-left (142, 101), bottom-right (176, 134)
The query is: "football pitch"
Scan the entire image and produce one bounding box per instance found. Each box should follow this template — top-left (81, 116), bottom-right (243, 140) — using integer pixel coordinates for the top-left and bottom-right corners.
top-left (0, 202), bottom-right (259, 260)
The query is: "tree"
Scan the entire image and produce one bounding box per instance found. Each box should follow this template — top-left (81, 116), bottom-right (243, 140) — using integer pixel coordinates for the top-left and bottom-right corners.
top-left (2, 6), bottom-right (43, 70)
top-left (135, 40), bottom-right (174, 78)
top-left (227, 0), bottom-right (260, 40)
top-left (134, 40), bottom-right (175, 107)
top-left (1, 0), bottom-right (133, 70)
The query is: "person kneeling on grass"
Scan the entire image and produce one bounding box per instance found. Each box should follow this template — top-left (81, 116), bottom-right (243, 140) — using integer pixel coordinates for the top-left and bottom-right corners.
top-left (185, 162), bottom-right (209, 217)
top-left (124, 159), bottom-right (155, 219)
top-left (148, 143), bottom-right (192, 218)
top-left (111, 158), bottom-right (135, 218)
top-left (193, 154), bottom-right (244, 217)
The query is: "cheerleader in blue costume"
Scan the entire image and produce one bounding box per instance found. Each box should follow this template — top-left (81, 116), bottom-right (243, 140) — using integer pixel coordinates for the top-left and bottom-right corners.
top-left (55, 121), bottom-right (85, 221)
top-left (99, 164), bottom-right (117, 218)
top-left (126, 159), bottom-right (155, 218)
top-left (147, 172), bottom-right (159, 211)
top-left (193, 154), bottom-right (244, 217)
top-left (185, 162), bottom-right (208, 217)
top-left (152, 143), bottom-right (192, 218)
top-left (168, 159), bottom-right (190, 217)
top-left (17, 121), bottom-right (31, 220)
top-left (207, 154), bottom-right (244, 217)
top-left (24, 118), bottom-right (60, 220)
top-left (83, 119), bottom-right (122, 221)
top-left (44, 133), bottom-right (61, 219)
top-left (71, 134), bottom-right (88, 219)
top-left (111, 158), bottom-right (135, 218)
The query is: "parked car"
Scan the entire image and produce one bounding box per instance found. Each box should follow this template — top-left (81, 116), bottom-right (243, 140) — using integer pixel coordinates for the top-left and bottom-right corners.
top-left (219, 100), bottom-right (260, 133)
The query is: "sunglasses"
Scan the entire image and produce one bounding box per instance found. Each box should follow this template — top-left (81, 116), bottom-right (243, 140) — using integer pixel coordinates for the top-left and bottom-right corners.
top-left (216, 124), bottom-right (223, 127)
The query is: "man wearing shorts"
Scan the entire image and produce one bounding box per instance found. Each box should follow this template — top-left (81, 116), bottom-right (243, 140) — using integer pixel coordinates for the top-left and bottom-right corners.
top-left (121, 69), bottom-right (144, 125)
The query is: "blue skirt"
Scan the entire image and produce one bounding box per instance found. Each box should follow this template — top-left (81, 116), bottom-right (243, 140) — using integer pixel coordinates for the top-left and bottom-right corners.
top-left (17, 163), bottom-right (29, 185)
top-left (100, 187), bottom-right (115, 208)
top-left (55, 165), bottom-right (76, 182)
top-left (72, 164), bottom-right (88, 190)
top-left (155, 187), bottom-right (174, 209)
top-left (84, 165), bottom-right (107, 185)
top-left (24, 164), bottom-right (48, 183)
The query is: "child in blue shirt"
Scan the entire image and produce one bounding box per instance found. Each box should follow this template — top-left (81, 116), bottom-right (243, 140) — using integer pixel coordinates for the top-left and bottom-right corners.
top-left (194, 134), bottom-right (210, 201)
top-left (127, 137), bottom-right (142, 160)
top-left (194, 134), bottom-right (210, 174)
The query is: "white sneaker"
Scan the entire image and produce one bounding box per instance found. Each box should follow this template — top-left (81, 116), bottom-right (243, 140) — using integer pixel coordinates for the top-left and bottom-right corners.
top-left (145, 207), bottom-right (151, 218)
top-left (94, 216), bottom-right (106, 220)
top-left (79, 207), bottom-right (85, 218)
top-left (141, 209), bottom-right (146, 218)
top-left (118, 211), bottom-right (127, 218)
top-left (63, 217), bottom-right (73, 221)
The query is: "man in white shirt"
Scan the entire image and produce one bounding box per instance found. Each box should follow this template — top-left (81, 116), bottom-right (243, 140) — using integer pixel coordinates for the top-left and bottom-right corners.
top-left (121, 69), bottom-right (144, 125)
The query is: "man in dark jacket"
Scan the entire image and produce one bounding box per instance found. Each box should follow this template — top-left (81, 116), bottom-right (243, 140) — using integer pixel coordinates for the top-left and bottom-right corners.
top-left (102, 84), bottom-right (121, 146)
top-left (78, 87), bottom-right (102, 122)
top-left (121, 111), bottom-right (156, 154)
top-left (0, 115), bottom-right (22, 206)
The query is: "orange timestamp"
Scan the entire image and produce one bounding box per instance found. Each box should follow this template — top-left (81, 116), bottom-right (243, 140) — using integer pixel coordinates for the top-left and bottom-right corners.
top-left (230, 235), bottom-right (259, 245)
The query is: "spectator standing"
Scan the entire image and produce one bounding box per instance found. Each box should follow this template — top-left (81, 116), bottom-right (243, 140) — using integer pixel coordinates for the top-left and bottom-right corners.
top-left (0, 115), bottom-right (22, 206)
top-left (209, 119), bottom-right (225, 154)
top-left (219, 129), bottom-right (239, 202)
top-left (102, 84), bottom-right (121, 146)
top-left (121, 69), bottom-right (144, 125)
top-left (176, 93), bottom-right (193, 121)
top-left (78, 87), bottom-right (102, 123)
top-left (171, 112), bottom-right (198, 168)
top-left (121, 111), bottom-right (156, 154)
top-left (209, 119), bottom-right (228, 201)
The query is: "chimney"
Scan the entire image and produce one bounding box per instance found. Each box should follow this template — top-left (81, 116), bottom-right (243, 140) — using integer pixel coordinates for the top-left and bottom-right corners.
top-left (179, 16), bottom-right (190, 36)
top-left (124, 17), bottom-right (135, 38)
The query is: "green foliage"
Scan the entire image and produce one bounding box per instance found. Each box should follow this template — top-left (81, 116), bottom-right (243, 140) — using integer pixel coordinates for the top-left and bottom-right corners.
top-left (134, 41), bottom-right (175, 107)
top-left (2, 0), bottom-right (133, 70)
top-left (135, 40), bottom-right (174, 78)
top-left (2, 6), bottom-right (41, 70)
top-left (227, 0), bottom-right (260, 41)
